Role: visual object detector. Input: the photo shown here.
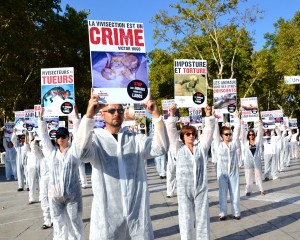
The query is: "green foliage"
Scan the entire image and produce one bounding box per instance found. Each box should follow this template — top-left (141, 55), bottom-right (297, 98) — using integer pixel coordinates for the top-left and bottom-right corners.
top-left (0, 1), bottom-right (91, 120)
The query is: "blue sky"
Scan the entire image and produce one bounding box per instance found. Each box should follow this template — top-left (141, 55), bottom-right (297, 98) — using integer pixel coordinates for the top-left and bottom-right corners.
top-left (61, 0), bottom-right (300, 52)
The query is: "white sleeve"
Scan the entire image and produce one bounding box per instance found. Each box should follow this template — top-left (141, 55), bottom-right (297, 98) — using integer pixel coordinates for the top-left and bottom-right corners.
top-left (201, 116), bottom-right (216, 153)
top-left (38, 119), bottom-right (55, 158)
top-left (71, 115), bottom-right (96, 163)
top-left (165, 117), bottom-right (181, 152)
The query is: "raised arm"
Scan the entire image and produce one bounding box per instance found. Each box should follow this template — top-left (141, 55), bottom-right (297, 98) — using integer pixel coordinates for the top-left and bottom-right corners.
top-left (141, 98), bottom-right (169, 159)
top-left (201, 105), bottom-right (216, 152)
top-left (165, 103), bottom-right (181, 151)
top-left (3, 137), bottom-right (8, 151)
top-left (255, 121), bottom-right (263, 144)
top-left (232, 111), bottom-right (241, 145)
top-left (11, 128), bottom-right (18, 147)
top-left (71, 93), bottom-right (99, 163)
top-left (240, 120), bottom-right (247, 145)
top-left (38, 110), bottom-right (55, 158)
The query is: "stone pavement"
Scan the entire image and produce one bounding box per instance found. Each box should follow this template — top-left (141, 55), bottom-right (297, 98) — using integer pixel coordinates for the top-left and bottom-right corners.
top-left (0, 156), bottom-right (300, 240)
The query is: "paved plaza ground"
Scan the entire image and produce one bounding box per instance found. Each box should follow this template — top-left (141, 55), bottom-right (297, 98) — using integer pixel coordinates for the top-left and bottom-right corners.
top-left (0, 155), bottom-right (299, 239)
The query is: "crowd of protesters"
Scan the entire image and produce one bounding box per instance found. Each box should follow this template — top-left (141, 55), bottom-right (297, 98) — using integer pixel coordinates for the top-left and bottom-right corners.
top-left (1, 95), bottom-right (299, 240)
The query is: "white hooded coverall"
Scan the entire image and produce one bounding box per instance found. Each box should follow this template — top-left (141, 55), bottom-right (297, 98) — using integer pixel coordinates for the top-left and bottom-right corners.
top-left (71, 115), bottom-right (169, 240)
top-left (166, 116), bottom-right (215, 240)
top-left (214, 118), bottom-right (241, 218)
top-left (38, 120), bottom-right (83, 240)
top-left (24, 140), bottom-right (42, 202)
top-left (3, 138), bottom-right (17, 180)
top-left (240, 122), bottom-right (264, 194)
top-left (11, 132), bottom-right (28, 189)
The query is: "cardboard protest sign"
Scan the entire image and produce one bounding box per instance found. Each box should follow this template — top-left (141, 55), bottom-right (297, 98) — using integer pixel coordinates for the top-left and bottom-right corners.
top-left (121, 103), bottom-right (135, 127)
top-left (161, 99), bottom-right (180, 120)
top-left (241, 97), bottom-right (259, 122)
top-left (260, 110), bottom-right (283, 129)
top-left (34, 105), bottom-right (41, 133)
top-left (88, 20), bottom-right (148, 104)
top-left (41, 67), bottom-right (75, 116)
top-left (4, 123), bottom-right (14, 139)
top-left (14, 111), bottom-right (26, 135)
top-left (134, 110), bottom-right (146, 130)
top-left (94, 112), bottom-right (105, 130)
top-left (289, 118), bottom-right (298, 129)
top-left (180, 116), bottom-right (190, 125)
top-left (284, 76), bottom-right (300, 84)
top-left (213, 79), bottom-right (237, 118)
top-left (174, 59), bottom-right (207, 108)
top-left (42, 116), bottom-right (59, 139)
top-left (24, 109), bottom-right (35, 132)
top-left (189, 108), bottom-right (202, 126)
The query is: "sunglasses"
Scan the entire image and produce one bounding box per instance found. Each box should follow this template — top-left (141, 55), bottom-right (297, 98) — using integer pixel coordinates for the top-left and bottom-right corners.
top-left (248, 134), bottom-right (255, 136)
top-left (223, 133), bottom-right (232, 136)
top-left (185, 132), bottom-right (195, 137)
top-left (102, 108), bottom-right (125, 114)
top-left (56, 134), bottom-right (68, 139)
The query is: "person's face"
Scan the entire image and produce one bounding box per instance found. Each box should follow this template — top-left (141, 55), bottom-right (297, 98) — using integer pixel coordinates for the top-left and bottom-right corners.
top-left (183, 131), bottom-right (196, 145)
top-left (101, 104), bottom-right (124, 128)
top-left (248, 132), bottom-right (255, 140)
top-left (222, 130), bottom-right (232, 141)
top-left (265, 130), bottom-right (270, 136)
top-left (8, 142), bottom-right (13, 148)
top-left (56, 134), bottom-right (69, 146)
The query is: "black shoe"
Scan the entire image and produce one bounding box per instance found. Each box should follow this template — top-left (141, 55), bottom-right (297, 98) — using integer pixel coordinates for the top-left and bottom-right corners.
top-left (17, 188), bottom-right (23, 192)
top-left (41, 224), bottom-right (52, 230)
top-left (26, 188), bottom-right (30, 191)
top-left (219, 216), bottom-right (226, 221)
top-left (160, 176), bottom-right (164, 179)
top-left (246, 192), bottom-right (251, 196)
top-left (233, 216), bottom-right (241, 220)
top-left (264, 177), bottom-right (269, 182)
top-left (167, 196), bottom-right (172, 198)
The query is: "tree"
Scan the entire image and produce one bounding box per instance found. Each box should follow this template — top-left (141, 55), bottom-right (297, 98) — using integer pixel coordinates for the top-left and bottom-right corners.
top-left (0, 1), bottom-right (91, 121)
top-left (254, 12), bottom-right (300, 118)
top-left (151, 0), bottom-right (261, 83)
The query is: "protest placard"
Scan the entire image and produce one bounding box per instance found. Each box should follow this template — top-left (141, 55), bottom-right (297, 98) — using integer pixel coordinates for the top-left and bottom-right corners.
top-left (134, 110), bottom-right (146, 130)
top-left (213, 79), bottom-right (237, 117)
top-left (174, 59), bottom-right (207, 108)
top-left (4, 123), bottom-right (14, 139)
top-left (284, 76), bottom-right (300, 84)
top-left (188, 108), bottom-right (202, 126)
top-left (289, 118), bottom-right (298, 129)
top-left (180, 116), bottom-right (190, 126)
top-left (24, 109), bottom-right (35, 132)
top-left (14, 111), bottom-right (26, 135)
top-left (161, 99), bottom-right (180, 120)
top-left (43, 116), bottom-right (59, 138)
top-left (88, 20), bottom-right (148, 104)
top-left (241, 97), bottom-right (259, 122)
top-left (261, 110), bottom-right (283, 129)
top-left (41, 67), bottom-right (75, 116)
top-left (94, 112), bottom-right (105, 130)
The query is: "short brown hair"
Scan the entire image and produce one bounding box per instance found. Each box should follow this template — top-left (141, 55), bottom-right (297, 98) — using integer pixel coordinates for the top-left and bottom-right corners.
top-left (180, 125), bottom-right (198, 143)
top-left (220, 126), bottom-right (231, 136)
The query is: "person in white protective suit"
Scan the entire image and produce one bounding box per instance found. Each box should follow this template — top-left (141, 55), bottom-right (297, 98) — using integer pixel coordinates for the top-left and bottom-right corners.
top-left (290, 128), bottom-right (299, 159)
top-left (213, 112), bottom-right (241, 220)
top-left (166, 103), bottom-right (215, 240)
top-left (154, 153), bottom-right (167, 179)
top-left (71, 93), bottom-right (169, 240)
top-left (24, 131), bottom-right (42, 204)
top-left (166, 148), bottom-right (176, 198)
top-left (279, 126), bottom-right (292, 170)
top-left (3, 138), bottom-right (17, 181)
top-left (240, 121), bottom-right (265, 196)
top-left (263, 127), bottom-right (281, 181)
top-left (11, 129), bottom-right (28, 191)
top-left (38, 113), bottom-right (83, 240)
top-left (39, 141), bottom-right (53, 230)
